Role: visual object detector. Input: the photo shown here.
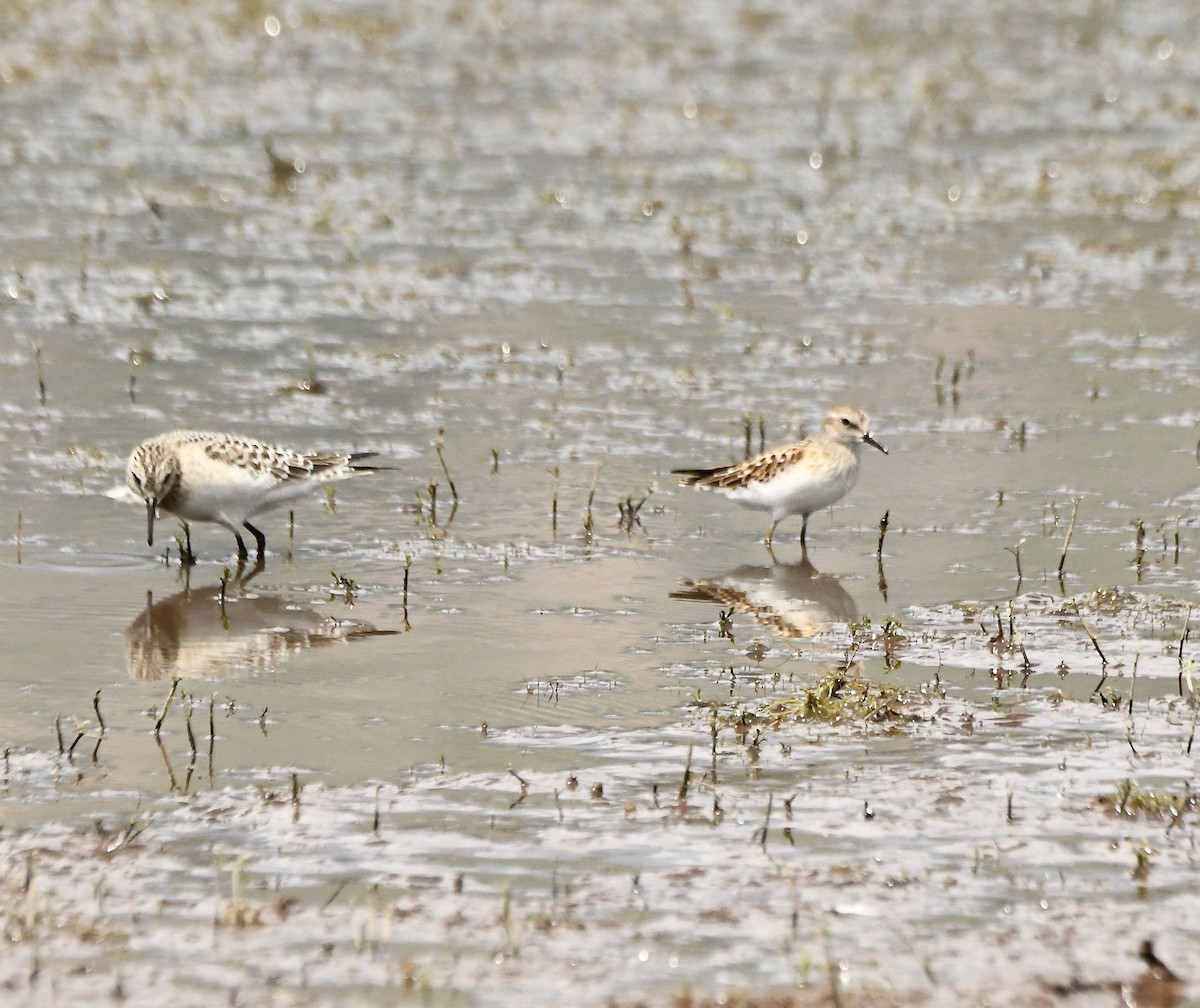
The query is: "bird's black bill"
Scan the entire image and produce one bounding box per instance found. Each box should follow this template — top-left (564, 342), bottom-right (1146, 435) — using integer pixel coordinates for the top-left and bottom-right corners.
top-left (863, 434), bottom-right (888, 455)
top-left (146, 499), bottom-right (157, 546)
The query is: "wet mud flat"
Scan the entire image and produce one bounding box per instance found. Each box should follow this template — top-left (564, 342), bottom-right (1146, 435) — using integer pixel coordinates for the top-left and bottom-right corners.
top-left (3, 0), bottom-right (1200, 1004)
top-left (3, 563), bottom-right (1200, 1007)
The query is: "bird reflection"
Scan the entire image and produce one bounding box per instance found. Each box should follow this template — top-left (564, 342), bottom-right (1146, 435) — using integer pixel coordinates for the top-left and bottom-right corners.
top-left (671, 550), bottom-right (859, 639)
top-left (125, 579), bottom-right (397, 680)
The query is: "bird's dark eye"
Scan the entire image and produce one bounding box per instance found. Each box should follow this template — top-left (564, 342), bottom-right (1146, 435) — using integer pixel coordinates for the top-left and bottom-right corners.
top-left (841, 417), bottom-right (853, 427)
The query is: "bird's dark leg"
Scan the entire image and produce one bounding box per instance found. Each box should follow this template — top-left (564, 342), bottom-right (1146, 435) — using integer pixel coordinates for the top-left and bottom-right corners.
top-left (237, 558), bottom-right (265, 587)
top-left (243, 521), bottom-right (267, 562)
top-left (232, 530), bottom-right (249, 562)
top-left (799, 516), bottom-right (809, 549)
top-left (180, 521), bottom-right (196, 567)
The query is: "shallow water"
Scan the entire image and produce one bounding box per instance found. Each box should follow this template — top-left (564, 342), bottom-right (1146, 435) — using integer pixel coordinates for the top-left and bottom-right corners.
top-left (2, 0), bottom-right (1199, 1005)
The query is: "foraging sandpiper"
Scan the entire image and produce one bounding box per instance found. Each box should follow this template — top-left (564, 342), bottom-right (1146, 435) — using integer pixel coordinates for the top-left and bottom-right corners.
top-left (123, 430), bottom-right (382, 562)
top-left (673, 405), bottom-right (887, 554)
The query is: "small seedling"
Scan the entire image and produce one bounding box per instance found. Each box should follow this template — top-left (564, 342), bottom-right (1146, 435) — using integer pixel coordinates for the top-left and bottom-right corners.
top-left (78, 233), bottom-right (90, 292)
top-left (583, 460), bottom-right (602, 542)
top-left (881, 617), bottom-right (906, 670)
top-left (33, 339), bottom-right (46, 405)
top-left (95, 812), bottom-right (149, 855)
top-left (330, 571), bottom-right (357, 605)
top-left (677, 745), bottom-right (693, 804)
top-left (617, 486), bottom-right (654, 533)
top-left (754, 791), bottom-right (774, 850)
top-left (717, 608), bottom-right (735, 642)
top-left (221, 853), bottom-right (262, 927)
top-left (508, 767), bottom-right (529, 808)
top-left (549, 466), bottom-right (560, 535)
top-left (154, 678), bottom-right (181, 739)
top-left (680, 277), bottom-right (695, 310)
top-left (402, 553), bottom-right (412, 631)
top-left (185, 702), bottom-right (197, 765)
top-left (127, 348), bottom-right (147, 403)
top-left (1073, 604), bottom-right (1108, 667)
top-left (1005, 537), bottom-right (1026, 583)
top-left (207, 694), bottom-right (216, 783)
top-left (155, 729), bottom-right (178, 792)
top-left (174, 522), bottom-right (196, 567)
top-left (1058, 497), bottom-right (1081, 579)
top-left (434, 429), bottom-right (459, 506)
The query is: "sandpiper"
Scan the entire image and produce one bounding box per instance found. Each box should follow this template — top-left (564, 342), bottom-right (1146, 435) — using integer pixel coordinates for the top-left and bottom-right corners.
top-left (123, 430), bottom-right (382, 562)
top-left (673, 405), bottom-right (887, 554)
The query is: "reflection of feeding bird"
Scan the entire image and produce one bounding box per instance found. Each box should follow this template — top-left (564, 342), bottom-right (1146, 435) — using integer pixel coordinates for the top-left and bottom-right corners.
top-left (124, 586), bottom-right (396, 680)
top-left (673, 405), bottom-right (886, 555)
top-left (672, 554), bottom-right (859, 639)
top-left (119, 431), bottom-right (383, 562)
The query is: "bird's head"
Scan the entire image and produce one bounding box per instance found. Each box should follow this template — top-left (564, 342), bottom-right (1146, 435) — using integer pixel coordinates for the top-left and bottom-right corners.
top-left (826, 406), bottom-right (888, 455)
top-left (126, 443), bottom-right (181, 547)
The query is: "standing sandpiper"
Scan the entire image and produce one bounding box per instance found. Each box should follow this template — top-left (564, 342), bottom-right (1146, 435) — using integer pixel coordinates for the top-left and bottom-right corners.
top-left (673, 405), bottom-right (887, 555)
top-left (124, 430), bottom-right (382, 562)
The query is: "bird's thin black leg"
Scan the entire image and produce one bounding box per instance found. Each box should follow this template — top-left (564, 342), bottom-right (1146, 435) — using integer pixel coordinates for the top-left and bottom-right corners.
top-left (182, 522), bottom-right (196, 566)
top-left (232, 530), bottom-right (249, 562)
top-left (237, 558), bottom-right (265, 587)
top-left (244, 521), bottom-right (267, 561)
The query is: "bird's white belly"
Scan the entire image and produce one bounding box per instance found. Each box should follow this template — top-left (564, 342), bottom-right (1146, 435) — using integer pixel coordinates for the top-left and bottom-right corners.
top-left (720, 460), bottom-right (858, 521)
top-left (170, 473), bottom-right (310, 524)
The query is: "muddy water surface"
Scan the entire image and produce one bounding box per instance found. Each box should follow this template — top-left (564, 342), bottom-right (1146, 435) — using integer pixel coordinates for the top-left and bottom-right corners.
top-left (2, 1), bottom-right (1199, 1005)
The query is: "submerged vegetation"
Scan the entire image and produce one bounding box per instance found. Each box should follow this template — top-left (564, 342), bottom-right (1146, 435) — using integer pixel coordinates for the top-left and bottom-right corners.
top-left (753, 670), bottom-right (930, 729)
top-left (1098, 779), bottom-right (1198, 822)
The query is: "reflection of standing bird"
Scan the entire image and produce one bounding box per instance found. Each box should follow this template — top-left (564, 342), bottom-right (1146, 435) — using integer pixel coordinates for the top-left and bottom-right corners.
top-left (673, 405), bottom-right (887, 554)
top-left (124, 431), bottom-right (382, 561)
top-left (124, 586), bottom-right (396, 680)
top-left (671, 554), bottom-right (859, 639)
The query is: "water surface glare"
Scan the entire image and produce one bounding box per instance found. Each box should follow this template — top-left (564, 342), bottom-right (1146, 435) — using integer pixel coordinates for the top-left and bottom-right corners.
top-left (1, 0), bottom-right (1199, 1004)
